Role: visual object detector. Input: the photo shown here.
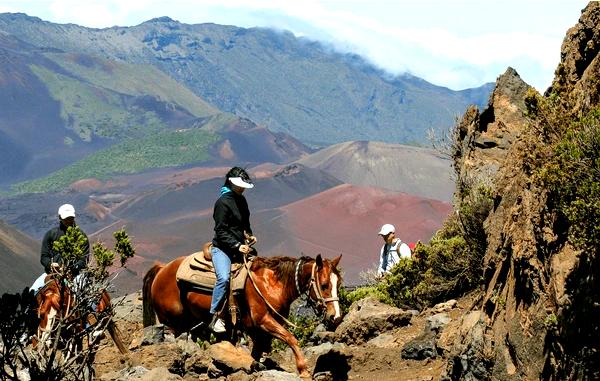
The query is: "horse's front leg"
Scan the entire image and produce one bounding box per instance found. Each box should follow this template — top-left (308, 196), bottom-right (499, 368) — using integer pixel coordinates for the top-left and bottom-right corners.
top-left (249, 330), bottom-right (272, 362)
top-left (256, 315), bottom-right (309, 378)
top-left (38, 306), bottom-right (58, 352)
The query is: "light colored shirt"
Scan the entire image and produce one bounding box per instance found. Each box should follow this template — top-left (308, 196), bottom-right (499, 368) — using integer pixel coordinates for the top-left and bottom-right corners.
top-left (378, 238), bottom-right (412, 275)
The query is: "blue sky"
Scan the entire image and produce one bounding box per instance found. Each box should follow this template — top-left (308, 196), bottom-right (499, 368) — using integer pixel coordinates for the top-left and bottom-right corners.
top-left (0, 0), bottom-right (590, 91)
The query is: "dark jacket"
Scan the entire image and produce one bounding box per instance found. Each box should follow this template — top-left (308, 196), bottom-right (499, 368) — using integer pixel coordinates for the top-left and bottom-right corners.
top-left (212, 190), bottom-right (253, 259)
top-left (40, 222), bottom-right (90, 275)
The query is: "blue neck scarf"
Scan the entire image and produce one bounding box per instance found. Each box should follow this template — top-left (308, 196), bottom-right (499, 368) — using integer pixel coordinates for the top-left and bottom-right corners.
top-left (220, 186), bottom-right (231, 195)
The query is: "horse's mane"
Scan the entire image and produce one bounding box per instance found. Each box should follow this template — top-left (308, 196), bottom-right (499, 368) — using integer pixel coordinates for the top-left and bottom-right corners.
top-left (252, 255), bottom-right (313, 284)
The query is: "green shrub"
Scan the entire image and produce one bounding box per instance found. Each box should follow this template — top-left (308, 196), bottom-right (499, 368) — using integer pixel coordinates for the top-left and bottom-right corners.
top-left (90, 228), bottom-right (136, 279)
top-left (340, 285), bottom-right (393, 312)
top-left (381, 193), bottom-right (488, 310)
top-left (52, 226), bottom-right (89, 272)
top-left (383, 258), bottom-right (425, 308)
top-left (534, 106), bottom-right (600, 255)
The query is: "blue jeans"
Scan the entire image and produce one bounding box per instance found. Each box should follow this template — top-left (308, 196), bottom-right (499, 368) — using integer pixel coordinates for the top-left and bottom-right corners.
top-left (210, 246), bottom-right (231, 314)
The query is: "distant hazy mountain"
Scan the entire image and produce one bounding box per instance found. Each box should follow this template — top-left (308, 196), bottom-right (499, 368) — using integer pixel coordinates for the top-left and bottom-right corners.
top-left (0, 13), bottom-right (493, 147)
top-left (0, 219), bottom-right (39, 293)
top-left (297, 141), bottom-right (454, 201)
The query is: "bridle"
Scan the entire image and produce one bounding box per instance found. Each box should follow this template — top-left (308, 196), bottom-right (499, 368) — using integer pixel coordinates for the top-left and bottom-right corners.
top-left (294, 258), bottom-right (339, 315)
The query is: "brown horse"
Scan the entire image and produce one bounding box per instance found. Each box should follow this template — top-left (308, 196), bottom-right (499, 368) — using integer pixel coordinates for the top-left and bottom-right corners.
top-left (143, 254), bottom-right (342, 378)
top-left (35, 275), bottom-right (128, 356)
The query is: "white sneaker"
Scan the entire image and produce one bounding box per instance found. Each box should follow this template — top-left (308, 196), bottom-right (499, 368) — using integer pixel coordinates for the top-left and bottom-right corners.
top-left (19, 333), bottom-right (29, 345)
top-left (212, 318), bottom-right (226, 333)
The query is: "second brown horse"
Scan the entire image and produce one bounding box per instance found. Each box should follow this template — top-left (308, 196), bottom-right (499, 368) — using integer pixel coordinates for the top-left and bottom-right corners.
top-left (35, 275), bottom-right (128, 356)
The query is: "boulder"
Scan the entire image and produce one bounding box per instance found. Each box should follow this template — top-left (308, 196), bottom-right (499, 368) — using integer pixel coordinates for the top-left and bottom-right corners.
top-left (334, 297), bottom-right (412, 345)
top-left (441, 311), bottom-right (491, 380)
top-left (184, 350), bottom-right (212, 376)
top-left (208, 341), bottom-right (254, 374)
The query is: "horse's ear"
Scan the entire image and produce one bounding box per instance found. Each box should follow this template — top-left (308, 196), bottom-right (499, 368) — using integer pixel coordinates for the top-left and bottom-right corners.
top-left (316, 254), bottom-right (323, 269)
top-left (331, 254), bottom-right (342, 268)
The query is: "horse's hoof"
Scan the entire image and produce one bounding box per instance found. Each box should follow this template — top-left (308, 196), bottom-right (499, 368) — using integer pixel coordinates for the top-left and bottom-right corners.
top-left (251, 360), bottom-right (267, 372)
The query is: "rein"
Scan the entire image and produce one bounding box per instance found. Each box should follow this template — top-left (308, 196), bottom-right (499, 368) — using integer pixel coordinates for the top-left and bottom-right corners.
top-left (243, 254), bottom-right (298, 328)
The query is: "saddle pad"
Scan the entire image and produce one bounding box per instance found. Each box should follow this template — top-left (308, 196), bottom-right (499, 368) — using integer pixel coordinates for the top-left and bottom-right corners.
top-left (176, 252), bottom-right (251, 292)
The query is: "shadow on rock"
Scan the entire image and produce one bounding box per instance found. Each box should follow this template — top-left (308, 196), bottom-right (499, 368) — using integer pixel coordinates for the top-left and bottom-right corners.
top-left (313, 350), bottom-right (351, 381)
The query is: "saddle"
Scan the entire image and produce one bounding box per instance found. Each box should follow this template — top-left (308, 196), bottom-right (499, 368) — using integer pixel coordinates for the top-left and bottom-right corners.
top-left (175, 244), bottom-right (250, 293)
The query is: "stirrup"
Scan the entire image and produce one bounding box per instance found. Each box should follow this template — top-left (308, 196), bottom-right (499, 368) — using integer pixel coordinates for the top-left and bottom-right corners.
top-left (86, 312), bottom-right (98, 326)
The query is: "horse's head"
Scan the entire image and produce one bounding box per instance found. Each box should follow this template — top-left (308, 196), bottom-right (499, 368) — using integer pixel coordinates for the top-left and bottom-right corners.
top-left (308, 254), bottom-right (343, 326)
top-left (36, 277), bottom-right (62, 316)
top-left (35, 275), bottom-right (77, 332)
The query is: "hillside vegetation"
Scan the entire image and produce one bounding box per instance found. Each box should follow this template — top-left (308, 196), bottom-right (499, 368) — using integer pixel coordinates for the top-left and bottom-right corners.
top-left (12, 129), bottom-right (219, 193)
top-left (0, 32), bottom-right (317, 189)
top-left (30, 64), bottom-right (166, 141)
top-left (29, 52), bottom-right (219, 142)
top-left (45, 53), bottom-right (216, 118)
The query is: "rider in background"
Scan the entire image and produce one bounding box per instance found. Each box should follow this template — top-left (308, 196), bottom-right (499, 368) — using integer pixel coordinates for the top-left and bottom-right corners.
top-left (30, 204), bottom-right (90, 293)
top-left (209, 167), bottom-right (257, 333)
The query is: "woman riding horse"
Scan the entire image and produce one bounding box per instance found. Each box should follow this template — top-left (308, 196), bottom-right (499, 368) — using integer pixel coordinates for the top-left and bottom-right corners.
top-left (209, 167), bottom-right (257, 333)
top-left (143, 253), bottom-right (342, 378)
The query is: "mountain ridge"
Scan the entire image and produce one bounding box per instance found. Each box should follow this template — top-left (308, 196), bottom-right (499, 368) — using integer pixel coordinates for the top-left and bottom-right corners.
top-left (0, 12), bottom-right (493, 146)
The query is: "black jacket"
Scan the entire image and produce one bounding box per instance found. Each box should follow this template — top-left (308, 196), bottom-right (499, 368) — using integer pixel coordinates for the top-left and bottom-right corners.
top-left (212, 191), bottom-right (253, 258)
top-left (40, 222), bottom-right (90, 274)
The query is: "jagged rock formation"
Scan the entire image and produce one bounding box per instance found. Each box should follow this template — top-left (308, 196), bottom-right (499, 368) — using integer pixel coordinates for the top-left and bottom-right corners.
top-left (453, 68), bottom-right (532, 190)
top-left (446, 3), bottom-right (600, 380)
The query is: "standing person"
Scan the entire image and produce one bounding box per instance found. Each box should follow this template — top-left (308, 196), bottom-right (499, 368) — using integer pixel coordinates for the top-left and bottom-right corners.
top-left (209, 167), bottom-right (257, 333)
top-left (377, 223), bottom-right (411, 277)
top-left (31, 204), bottom-right (90, 293)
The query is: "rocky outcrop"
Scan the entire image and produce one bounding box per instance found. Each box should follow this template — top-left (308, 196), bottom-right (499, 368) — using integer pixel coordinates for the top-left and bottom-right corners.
top-left (548, 2), bottom-right (600, 115)
top-left (453, 67), bottom-right (531, 193)
top-left (447, 3), bottom-right (600, 380)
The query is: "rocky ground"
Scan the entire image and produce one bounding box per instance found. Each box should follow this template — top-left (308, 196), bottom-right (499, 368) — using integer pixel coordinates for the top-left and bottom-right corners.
top-left (93, 291), bottom-right (477, 381)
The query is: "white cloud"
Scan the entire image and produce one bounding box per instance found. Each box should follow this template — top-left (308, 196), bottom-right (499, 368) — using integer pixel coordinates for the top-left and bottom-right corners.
top-left (0, 5), bottom-right (15, 13)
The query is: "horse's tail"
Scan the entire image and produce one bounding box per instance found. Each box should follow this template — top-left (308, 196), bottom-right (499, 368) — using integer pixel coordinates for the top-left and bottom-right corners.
top-left (98, 290), bottom-right (129, 355)
top-left (143, 263), bottom-right (162, 327)
top-left (106, 319), bottom-right (128, 354)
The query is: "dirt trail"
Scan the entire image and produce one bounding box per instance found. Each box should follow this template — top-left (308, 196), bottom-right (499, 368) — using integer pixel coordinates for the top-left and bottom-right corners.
top-left (94, 291), bottom-right (476, 380)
